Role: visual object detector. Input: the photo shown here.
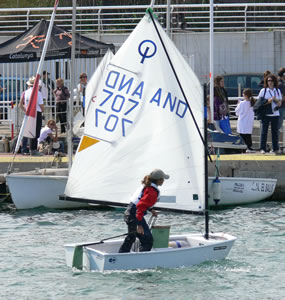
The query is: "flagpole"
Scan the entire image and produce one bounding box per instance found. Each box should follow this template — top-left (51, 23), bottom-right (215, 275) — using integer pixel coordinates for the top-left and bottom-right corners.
top-left (67, 0), bottom-right (76, 170)
top-left (8, 0), bottom-right (59, 173)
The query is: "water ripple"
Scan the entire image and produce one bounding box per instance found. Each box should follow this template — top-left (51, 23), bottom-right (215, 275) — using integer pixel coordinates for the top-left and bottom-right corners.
top-left (0, 201), bottom-right (285, 299)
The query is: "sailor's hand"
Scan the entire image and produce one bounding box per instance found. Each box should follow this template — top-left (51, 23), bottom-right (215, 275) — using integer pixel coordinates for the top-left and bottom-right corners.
top-left (137, 225), bottom-right (144, 235)
top-left (151, 209), bottom-right (158, 217)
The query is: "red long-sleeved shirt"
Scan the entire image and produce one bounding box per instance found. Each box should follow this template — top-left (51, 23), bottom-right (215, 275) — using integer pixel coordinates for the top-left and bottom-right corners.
top-left (136, 186), bottom-right (158, 223)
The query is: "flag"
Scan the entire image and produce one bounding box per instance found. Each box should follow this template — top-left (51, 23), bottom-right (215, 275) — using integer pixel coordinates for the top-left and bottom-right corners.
top-left (22, 74), bottom-right (41, 138)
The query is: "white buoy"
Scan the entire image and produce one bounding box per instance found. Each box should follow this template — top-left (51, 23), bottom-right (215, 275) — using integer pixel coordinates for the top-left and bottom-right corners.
top-left (212, 177), bottom-right (221, 205)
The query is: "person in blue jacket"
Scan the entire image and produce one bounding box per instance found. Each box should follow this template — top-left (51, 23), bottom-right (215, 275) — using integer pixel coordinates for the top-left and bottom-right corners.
top-left (119, 169), bottom-right (169, 253)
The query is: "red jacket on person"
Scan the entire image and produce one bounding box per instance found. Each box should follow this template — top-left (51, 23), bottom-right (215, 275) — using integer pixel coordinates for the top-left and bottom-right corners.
top-left (136, 186), bottom-right (158, 224)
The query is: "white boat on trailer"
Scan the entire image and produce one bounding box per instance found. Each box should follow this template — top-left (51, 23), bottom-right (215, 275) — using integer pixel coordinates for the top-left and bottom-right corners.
top-left (63, 7), bottom-right (236, 271)
top-left (65, 232), bottom-right (236, 272)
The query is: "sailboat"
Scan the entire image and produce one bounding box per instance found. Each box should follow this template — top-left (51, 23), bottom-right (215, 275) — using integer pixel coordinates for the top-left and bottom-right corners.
top-left (63, 9), bottom-right (236, 271)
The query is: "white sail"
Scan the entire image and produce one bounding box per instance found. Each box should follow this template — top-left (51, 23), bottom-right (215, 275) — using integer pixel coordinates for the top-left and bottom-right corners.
top-left (65, 14), bottom-right (204, 212)
top-left (85, 49), bottom-right (114, 115)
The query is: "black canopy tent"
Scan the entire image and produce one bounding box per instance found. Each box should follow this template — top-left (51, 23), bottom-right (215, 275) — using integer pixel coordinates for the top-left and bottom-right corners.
top-left (0, 19), bottom-right (115, 63)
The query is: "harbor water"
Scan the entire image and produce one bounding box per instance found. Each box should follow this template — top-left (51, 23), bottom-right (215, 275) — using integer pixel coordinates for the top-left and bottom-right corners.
top-left (1, 201), bottom-right (285, 300)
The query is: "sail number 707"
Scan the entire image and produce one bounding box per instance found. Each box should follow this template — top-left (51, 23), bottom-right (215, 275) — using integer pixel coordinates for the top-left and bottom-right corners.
top-left (95, 89), bottom-right (140, 136)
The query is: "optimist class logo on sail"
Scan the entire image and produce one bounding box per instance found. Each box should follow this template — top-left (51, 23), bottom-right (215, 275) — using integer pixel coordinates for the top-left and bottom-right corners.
top-left (94, 40), bottom-right (188, 139)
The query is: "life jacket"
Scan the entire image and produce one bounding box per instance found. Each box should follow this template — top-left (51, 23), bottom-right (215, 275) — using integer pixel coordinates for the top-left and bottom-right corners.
top-left (130, 183), bottom-right (160, 207)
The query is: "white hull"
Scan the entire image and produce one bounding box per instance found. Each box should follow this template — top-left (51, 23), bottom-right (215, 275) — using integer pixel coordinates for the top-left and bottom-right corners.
top-left (5, 168), bottom-right (89, 210)
top-left (64, 232), bottom-right (236, 271)
top-left (208, 176), bottom-right (277, 207)
top-left (6, 170), bottom-right (276, 210)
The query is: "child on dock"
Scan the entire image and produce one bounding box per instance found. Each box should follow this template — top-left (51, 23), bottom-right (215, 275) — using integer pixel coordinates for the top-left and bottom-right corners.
top-left (38, 119), bottom-right (64, 154)
top-left (235, 88), bottom-right (255, 153)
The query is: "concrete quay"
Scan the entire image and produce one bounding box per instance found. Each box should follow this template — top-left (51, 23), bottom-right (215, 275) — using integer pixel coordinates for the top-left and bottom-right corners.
top-left (0, 154), bottom-right (68, 176)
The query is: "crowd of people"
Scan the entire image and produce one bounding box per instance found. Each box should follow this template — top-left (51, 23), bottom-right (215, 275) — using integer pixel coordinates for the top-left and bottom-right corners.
top-left (11, 66), bottom-right (285, 156)
top-left (17, 71), bottom-right (87, 156)
top-left (208, 67), bottom-right (285, 154)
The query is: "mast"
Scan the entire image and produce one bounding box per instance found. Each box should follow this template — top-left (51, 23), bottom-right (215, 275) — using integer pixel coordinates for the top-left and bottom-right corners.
top-left (209, 0), bottom-right (214, 123)
top-left (67, 0), bottom-right (76, 169)
top-left (205, 0), bottom-right (213, 239)
top-left (166, 0), bottom-right (170, 36)
top-left (204, 84), bottom-right (209, 239)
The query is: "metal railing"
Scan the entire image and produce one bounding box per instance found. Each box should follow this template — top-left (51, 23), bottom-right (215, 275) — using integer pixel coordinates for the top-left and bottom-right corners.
top-left (0, 3), bottom-right (285, 36)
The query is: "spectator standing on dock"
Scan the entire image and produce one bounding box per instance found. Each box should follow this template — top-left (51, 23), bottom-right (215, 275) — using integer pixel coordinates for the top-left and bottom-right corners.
top-left (42, 70), bottom-right (55, 117)
top-left (259, 70), bottom-right (271, 88)
top-left (213, 75), bottom-right (232, 134)
top-left (19, 76), bottom-right (45, 156)
top-left (53, 78), bottom-right (70, 134)
top-left (76, 72), bottom-right (88, 116)
top-left (257, 74), bottom-right (281, 154)
top-left (235, 88), bottom-right (255, 152)
top-left (277, 67), bottom-right (285, 130)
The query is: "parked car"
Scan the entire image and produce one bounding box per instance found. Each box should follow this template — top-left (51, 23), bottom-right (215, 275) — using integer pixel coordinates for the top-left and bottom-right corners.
top-left (0, 76), bottom-right (27, 102)
top-left (0, 76), bottom-right (27, 120)
top-left (223, 73), bottom-right (263, 97)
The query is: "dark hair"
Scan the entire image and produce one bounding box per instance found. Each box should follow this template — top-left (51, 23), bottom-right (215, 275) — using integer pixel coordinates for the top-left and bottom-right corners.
top-left (278, 67), bottom-right (285, 78)
top-left (141, 175), bottom-right (160, 187)
top-left (243, 88), bottom-right (255, 107)
top-left (263, 70), bottom-right (271, 78)
top-left (214, 75), bottom-right (223, 86)
top-left (264, 74), bottom-right (278, 88)
top-left (80, 73), bottom-right (87, 79)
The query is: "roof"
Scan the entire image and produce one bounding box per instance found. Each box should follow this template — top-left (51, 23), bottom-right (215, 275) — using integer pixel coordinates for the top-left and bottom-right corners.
top-left (0, 19), bottom-right (115, 63)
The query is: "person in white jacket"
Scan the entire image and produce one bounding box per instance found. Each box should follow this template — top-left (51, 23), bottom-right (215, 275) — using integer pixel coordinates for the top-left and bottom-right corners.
top-left (235, 88), bottom-right (255, 153)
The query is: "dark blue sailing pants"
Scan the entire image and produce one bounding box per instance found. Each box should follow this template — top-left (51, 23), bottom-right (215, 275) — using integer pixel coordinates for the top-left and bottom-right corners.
top-left (119, 204), bottom-right (153, 253)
